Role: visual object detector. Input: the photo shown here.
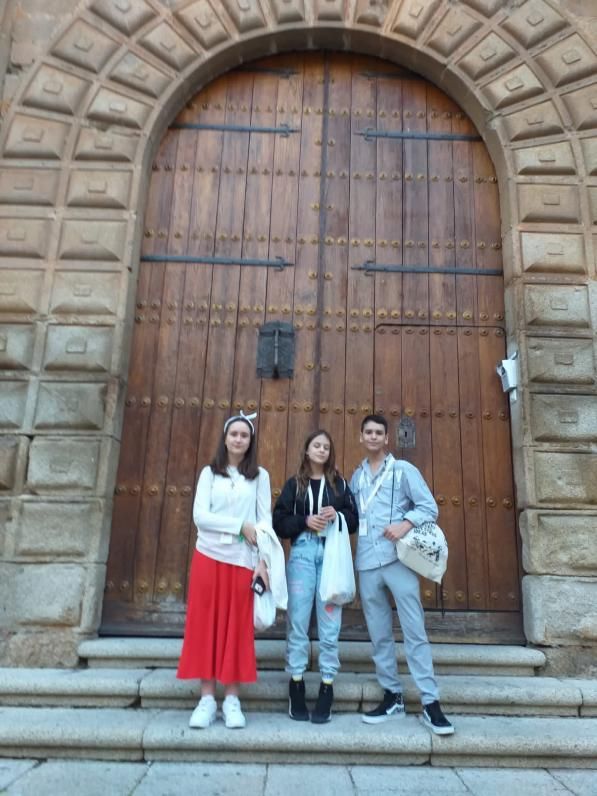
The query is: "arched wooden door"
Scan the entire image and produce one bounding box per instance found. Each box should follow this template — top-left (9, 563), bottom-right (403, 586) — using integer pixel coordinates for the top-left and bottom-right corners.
top-left (102, 52), bottom-right (522, 642)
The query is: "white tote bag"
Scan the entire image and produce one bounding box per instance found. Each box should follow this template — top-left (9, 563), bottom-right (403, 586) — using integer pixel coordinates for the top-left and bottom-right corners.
top-left (395, 521), bottom-right (448, 584)
top-left (318, 513), bottom-right (356, 606)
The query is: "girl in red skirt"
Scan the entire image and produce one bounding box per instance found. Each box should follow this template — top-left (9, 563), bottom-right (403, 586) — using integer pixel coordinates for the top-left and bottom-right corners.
top-left (177, 412), bottom-right (270, 729)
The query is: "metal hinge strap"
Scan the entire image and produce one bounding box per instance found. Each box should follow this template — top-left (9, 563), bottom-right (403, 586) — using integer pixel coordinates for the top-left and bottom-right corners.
top-left (353, 261), bottom-right (502, 276)
top-left (170, 123), bottom-right (299, 137)
top-left (356, 129), bottom-right (481, 142)
top-left (141, 254), bottom-right (293, 270)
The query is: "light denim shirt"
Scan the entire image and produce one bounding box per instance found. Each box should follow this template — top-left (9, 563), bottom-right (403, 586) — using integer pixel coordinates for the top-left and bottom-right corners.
top-left (350, 454), bottom-right (438, 572)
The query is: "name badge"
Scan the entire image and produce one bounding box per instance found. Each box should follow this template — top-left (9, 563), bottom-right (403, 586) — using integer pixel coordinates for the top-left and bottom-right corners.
top-left (359, 518), bottom-right (368, 537)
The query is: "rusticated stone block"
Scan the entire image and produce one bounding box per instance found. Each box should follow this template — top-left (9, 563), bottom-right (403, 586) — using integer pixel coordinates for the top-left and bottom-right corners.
top-left (91, 0), bottom-right (156, 34)
top-left (392, 0), bottom-right (440, 39)
top-left (518, 188), bottom-right (581, 225)
top-left (3, 115), bottom-right (71, 160)
top-left (0, 382), bottom-right (28, 430)
top-left (535, 451), bottom-right (597, 504)
top-left (524, 285), bottom-right (590, 329)
top-left (1, 628), bottom-right (81, 668)
top-left (483, 64), bottom-right (544, 110)
top-left (33, 382), bottom-right (107, 431)
top-left (0, 436), bottom-right (24, 491)
top-left (520, 511), bottom-right (597, 576)
top-left (0, 271), bottom-right (44, 316)
top-left (49, 272), bottom-right (121, 317)
top-left (43, 326), bottom-right (113, 372)
top-left (110, 53), bottom-right (172, 99)
top-left (15, 499), bottom-right (105, 559)
top-left (0, 169), bottom-right (59, 206)
top-left (503, 102), bottom-right (564, 143)
top-left (512, 141), bottom-right (576, 175)
top-left (581, 138), bottom-right (597, 176)
top-left (458, 33), bottom-right (515, 80)
top-left (52, 20), bottom-right (120, 73)
top-left (74, 128), bottom-right (140, 162)
top-left (500, 0), bottom-right (566, 48)
top-left (425, 7), bottom-right (481, 57)
top-left (520, 232), bottom-right (585, 273)
top-left (461, 0), bottom-right (503, 13)
top-left (561, 85), bottom-right (597, 131)
top-left (523, 575), bottom-right (597, 644)
top-left (220, 0), bottom-right (265, 32)
top-left (177, 0), bottom-right (230, 48)
top-left (530, 394), bottom-right (597, 443)
top-left (58, 221), bottom-right (127, 261)
top-left (354, 0), bottom-right (389, 27)
top-left (526, 338), bottom-right (596, 386)
top-left (0, 325), bottom-right (36, 371)
top-left (22, 65), bottom-right (91, 116)
top-left (536, 34), bottom-right (597, 88)
top-left (87, 87), bottom-right (152, 129)
top-left (590, 187), bottom-right (597, 225)
top-left (0, 219), bottom-right (50, 259)
top-left (141, 23), bottom-right (196, 70)
top-left (270, 0), bottom-right (305, 24)
top-left (0, 563), bottom-right (86, 626)
top-left (66, 170), bottom-right (132, 209)
top-left (26, 437), bottom-right (100, 493)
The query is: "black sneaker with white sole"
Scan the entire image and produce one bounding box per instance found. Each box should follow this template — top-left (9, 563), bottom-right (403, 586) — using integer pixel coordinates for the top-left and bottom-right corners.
top-left (421, 700), bottom-right (454, 735)
top-left (362, 690), bottom-right (406, 724)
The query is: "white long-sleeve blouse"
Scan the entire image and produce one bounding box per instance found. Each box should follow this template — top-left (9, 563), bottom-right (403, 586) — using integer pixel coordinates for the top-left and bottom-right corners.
top-left (193, 464), bottom-right (272, 570)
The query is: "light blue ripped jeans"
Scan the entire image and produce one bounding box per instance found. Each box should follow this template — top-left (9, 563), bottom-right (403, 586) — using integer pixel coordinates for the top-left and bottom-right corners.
top-left (285, 531), bottom-right (342, 681)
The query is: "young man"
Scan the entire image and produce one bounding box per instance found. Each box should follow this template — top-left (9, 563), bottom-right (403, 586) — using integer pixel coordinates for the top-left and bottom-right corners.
top-left (350, 414), bottom-right (454, 735)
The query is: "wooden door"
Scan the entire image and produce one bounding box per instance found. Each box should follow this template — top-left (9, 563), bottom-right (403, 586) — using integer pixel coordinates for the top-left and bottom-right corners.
top-left (102, 52), bottom-right (522, 642)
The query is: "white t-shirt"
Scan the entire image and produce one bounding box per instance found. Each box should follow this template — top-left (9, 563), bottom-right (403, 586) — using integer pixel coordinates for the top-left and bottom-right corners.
top-left (193, 465), bottom-right (272, 570)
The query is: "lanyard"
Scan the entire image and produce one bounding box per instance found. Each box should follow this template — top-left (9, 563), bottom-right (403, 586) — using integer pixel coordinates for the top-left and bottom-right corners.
top-left (358, 458), bottom-right (393, 515)
top-left (307, 479), bottom-right (324, 516)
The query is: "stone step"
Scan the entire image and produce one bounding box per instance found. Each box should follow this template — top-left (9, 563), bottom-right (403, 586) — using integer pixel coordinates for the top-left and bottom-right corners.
top-left (1, 668), bottom-right (595, 718)
top-left (0, 707), bottom-right (595, 768)
top-left (78, 638), bottom-right (546, 676)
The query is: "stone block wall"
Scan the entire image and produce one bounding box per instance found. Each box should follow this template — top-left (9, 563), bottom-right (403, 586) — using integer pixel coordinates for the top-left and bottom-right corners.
top-left (0, 0), bottom-right (596, 671)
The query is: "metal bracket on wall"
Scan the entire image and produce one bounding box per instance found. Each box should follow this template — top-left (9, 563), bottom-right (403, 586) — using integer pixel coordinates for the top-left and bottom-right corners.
top-left (353, 261), bottom-right (502, 277)
top-left (141, 254), bottom-right (293, 270)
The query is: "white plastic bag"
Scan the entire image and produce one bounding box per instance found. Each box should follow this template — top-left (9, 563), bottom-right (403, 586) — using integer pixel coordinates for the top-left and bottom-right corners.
top-left (318, 513), bottom-right (356, 605)
top-left (253, 588), bottom-right (276, 631)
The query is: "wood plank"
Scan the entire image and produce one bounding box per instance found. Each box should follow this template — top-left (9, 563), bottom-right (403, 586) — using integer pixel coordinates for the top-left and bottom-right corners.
top-left (428, 327), bottom-right (465, 611)
top-left (344, 59), bottom-right (376, 477)
top-left (457, 326), bottom-right (490, 610)
top-left (284, 53), bottom-right (324, 474)
top-left (318, 52), bottom-right (351, 461)
top-left (259, 56), bottom-right (304, 498)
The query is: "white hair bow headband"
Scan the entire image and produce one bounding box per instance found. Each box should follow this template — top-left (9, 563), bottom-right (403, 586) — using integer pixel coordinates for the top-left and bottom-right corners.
top-left (223, 411), bottom-right (258, 436)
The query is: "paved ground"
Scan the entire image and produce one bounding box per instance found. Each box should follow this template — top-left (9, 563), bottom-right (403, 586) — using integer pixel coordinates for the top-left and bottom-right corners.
top-left (1, 760), bottom-right (596, 795)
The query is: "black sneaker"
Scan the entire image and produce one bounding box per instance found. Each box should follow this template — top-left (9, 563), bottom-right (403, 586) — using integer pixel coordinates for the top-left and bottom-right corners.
top-left (362, 689), bottom-right (406, 724)
top-left (288, 678), bottom-right (310, 721)
top-left (421, 700), bottom-right (454, 735)
top-left (311, 682), bottom-right (333, 724)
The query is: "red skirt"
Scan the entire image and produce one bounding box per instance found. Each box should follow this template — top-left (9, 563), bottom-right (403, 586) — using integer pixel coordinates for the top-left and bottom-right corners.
top-left (177, 550), bottom-right (257, 684)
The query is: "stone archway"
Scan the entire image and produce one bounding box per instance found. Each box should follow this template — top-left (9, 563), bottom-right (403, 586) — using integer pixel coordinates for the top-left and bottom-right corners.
top-left (1, 0), bottom-right (596, 670)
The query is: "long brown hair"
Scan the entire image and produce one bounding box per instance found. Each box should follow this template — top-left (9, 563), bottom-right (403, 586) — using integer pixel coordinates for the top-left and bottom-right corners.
top-left (210, 418), bottom-right (259, 480)
top-left (296, 429), bottom-right (339, 495)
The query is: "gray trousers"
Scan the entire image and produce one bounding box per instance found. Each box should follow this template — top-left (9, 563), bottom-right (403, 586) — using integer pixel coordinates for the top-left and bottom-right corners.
top-left (359, 558), bottom-right (439, 705)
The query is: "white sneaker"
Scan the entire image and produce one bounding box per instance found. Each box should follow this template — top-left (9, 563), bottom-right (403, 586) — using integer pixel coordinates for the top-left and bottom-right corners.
top-left (189, 695), bottom-right (217, 729)
top-left (222, 695), bottom-right (246, 729)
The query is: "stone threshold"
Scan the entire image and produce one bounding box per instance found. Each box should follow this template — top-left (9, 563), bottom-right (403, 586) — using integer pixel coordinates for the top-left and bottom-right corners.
top-left (78, 639), bottom-right (547, 676)
top-left (1, 668), bottom-right (595, 717)
top-left (0, 709), bottom-right (595, 768)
